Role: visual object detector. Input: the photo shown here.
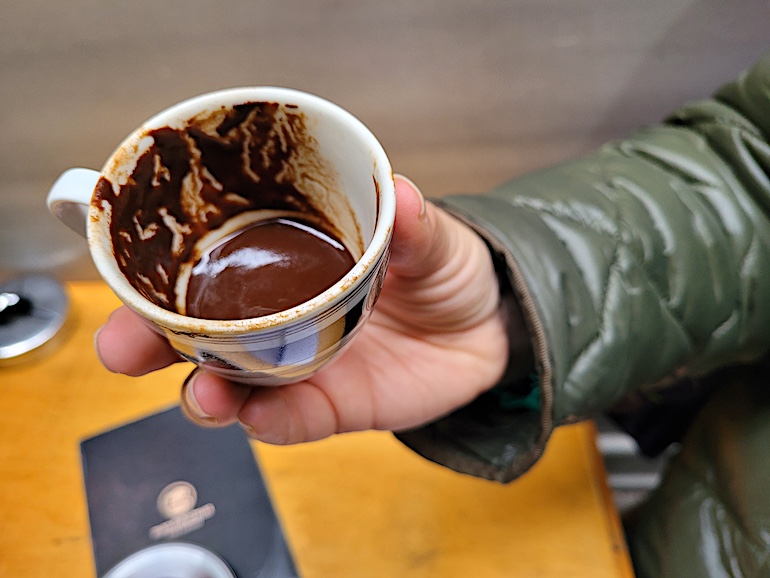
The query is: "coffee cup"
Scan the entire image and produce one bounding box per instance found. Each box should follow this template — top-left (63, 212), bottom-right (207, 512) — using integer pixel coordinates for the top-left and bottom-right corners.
top-left (47, 88), bottom-right (395, 385)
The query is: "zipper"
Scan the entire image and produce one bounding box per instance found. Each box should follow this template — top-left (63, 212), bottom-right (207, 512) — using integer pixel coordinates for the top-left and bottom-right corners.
top-left (437, 202), bottom-right (556, 477)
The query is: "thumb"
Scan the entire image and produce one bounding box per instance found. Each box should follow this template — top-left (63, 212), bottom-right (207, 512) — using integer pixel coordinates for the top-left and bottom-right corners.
top-left (389, 174), bottom-right (454, 278)
top-left (381, 175), bottom-right (500, 331)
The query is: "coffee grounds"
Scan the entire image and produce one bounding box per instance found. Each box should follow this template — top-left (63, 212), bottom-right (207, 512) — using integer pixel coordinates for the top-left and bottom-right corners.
top-left (93, 102), bottom-right (345, 313)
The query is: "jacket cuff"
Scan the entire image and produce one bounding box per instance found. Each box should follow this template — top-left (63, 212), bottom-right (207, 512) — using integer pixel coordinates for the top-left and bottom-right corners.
top-left (395, 199), bottom-right (553, 483)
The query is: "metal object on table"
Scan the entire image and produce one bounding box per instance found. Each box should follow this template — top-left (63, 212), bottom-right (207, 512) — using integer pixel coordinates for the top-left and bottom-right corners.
top-left (0, 274), bottom-right (69, 362)
top-left (102, 542), bottom-right (235, 578)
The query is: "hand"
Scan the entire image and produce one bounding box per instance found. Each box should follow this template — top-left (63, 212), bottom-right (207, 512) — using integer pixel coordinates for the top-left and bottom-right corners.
top-left (96, 175), bottom-right (509, 443)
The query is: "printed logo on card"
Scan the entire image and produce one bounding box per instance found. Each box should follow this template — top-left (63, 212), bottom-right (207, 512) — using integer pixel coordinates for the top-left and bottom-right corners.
top-left (149, 480), bottom-right (216, 540)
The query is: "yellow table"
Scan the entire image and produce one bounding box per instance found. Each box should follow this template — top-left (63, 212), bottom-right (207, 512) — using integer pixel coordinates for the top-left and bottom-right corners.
top-left (0, 281), bottom-right (634, 577)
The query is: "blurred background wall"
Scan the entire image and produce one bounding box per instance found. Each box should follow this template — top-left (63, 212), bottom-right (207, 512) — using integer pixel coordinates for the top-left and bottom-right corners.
top-left (2, 0), bottom-right (769, 283)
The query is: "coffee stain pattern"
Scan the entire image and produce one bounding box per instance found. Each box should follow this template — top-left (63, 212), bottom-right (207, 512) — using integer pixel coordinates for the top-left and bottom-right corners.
top-left (94, 102), bottom-right (355, 313)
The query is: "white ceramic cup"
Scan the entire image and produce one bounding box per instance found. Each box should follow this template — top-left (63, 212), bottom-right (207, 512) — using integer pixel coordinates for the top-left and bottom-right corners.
top-left (48, 88), bottom-right (395, 385)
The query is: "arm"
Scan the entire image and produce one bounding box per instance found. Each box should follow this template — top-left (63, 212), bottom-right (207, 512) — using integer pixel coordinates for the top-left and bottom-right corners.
top-left (398, 52), bottom-right (770, 482)
top-left (95, 53), bottom-right (770, 486)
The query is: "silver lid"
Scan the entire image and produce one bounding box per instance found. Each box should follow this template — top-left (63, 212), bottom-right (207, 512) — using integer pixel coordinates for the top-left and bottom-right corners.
top-left (0, 274), bottom-right (69, 361)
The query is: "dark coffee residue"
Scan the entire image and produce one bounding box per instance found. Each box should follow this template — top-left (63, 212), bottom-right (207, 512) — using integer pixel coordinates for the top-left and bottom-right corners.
top-left (94, 102), bottom-right (337, 312)
top-left (185, 217), bottom-right (355, 320)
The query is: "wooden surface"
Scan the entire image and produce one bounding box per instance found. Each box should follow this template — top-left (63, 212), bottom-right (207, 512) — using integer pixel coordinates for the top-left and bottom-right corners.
top-left (2, 1), bottom-right (769, 284)
top-left (0, 281), bottom-right (633, 576)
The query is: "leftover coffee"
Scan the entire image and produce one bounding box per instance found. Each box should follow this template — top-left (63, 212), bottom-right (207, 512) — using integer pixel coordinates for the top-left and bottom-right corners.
top-left (186, 218), bottom-right (355, 320)
top-left (94, 101), bottom-right (356, 317)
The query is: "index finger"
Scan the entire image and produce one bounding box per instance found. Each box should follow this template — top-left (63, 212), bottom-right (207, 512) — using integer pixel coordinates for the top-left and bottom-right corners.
top-left (95, 306), bottom-right (183, 376)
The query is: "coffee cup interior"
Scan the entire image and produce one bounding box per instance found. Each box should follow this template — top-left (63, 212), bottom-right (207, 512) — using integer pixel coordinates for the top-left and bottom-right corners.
top-left (89, 90), bottom-right (389, 321)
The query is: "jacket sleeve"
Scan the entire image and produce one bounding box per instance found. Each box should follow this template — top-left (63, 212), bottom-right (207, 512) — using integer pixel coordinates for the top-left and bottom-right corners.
top-left (396, 52), bottom-right (770, 483)
top-left (626, 363), bottom-right (770, 578)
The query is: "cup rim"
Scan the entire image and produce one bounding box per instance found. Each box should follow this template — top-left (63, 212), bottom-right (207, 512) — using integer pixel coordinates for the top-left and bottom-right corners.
top-left (88, 87), bottom-right (395, 336)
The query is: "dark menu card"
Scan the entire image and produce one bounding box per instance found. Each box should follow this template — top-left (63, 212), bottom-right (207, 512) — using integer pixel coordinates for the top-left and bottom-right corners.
top-left (81, 405), bottom-right (299, 577)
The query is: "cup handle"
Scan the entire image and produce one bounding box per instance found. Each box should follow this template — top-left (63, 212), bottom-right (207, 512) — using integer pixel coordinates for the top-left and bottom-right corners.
top-left (47, 168), bottom-right (101, 238)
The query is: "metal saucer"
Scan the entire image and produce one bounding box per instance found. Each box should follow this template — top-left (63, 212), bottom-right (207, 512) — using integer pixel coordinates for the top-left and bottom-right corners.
top-left (0, 274), bottom-right (69, 362)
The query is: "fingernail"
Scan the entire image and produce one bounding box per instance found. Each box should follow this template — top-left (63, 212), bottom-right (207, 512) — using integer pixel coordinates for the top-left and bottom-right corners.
top-left (239, 420), bottom-right (286, 445)
top-left (93, 325), bottom-right (107, 367)
top-left (239, 421), bottom-right (259, 439)
top-left (417, 191), bottom-right (428, 221)
top-left (181, 370), bottom-right (218, 427)
top-left (397, 174), bottom-right (427, 220)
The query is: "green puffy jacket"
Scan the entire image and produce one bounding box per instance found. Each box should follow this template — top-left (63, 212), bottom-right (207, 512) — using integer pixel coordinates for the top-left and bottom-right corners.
top-left (398, 53), bottom-right (770, 576)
